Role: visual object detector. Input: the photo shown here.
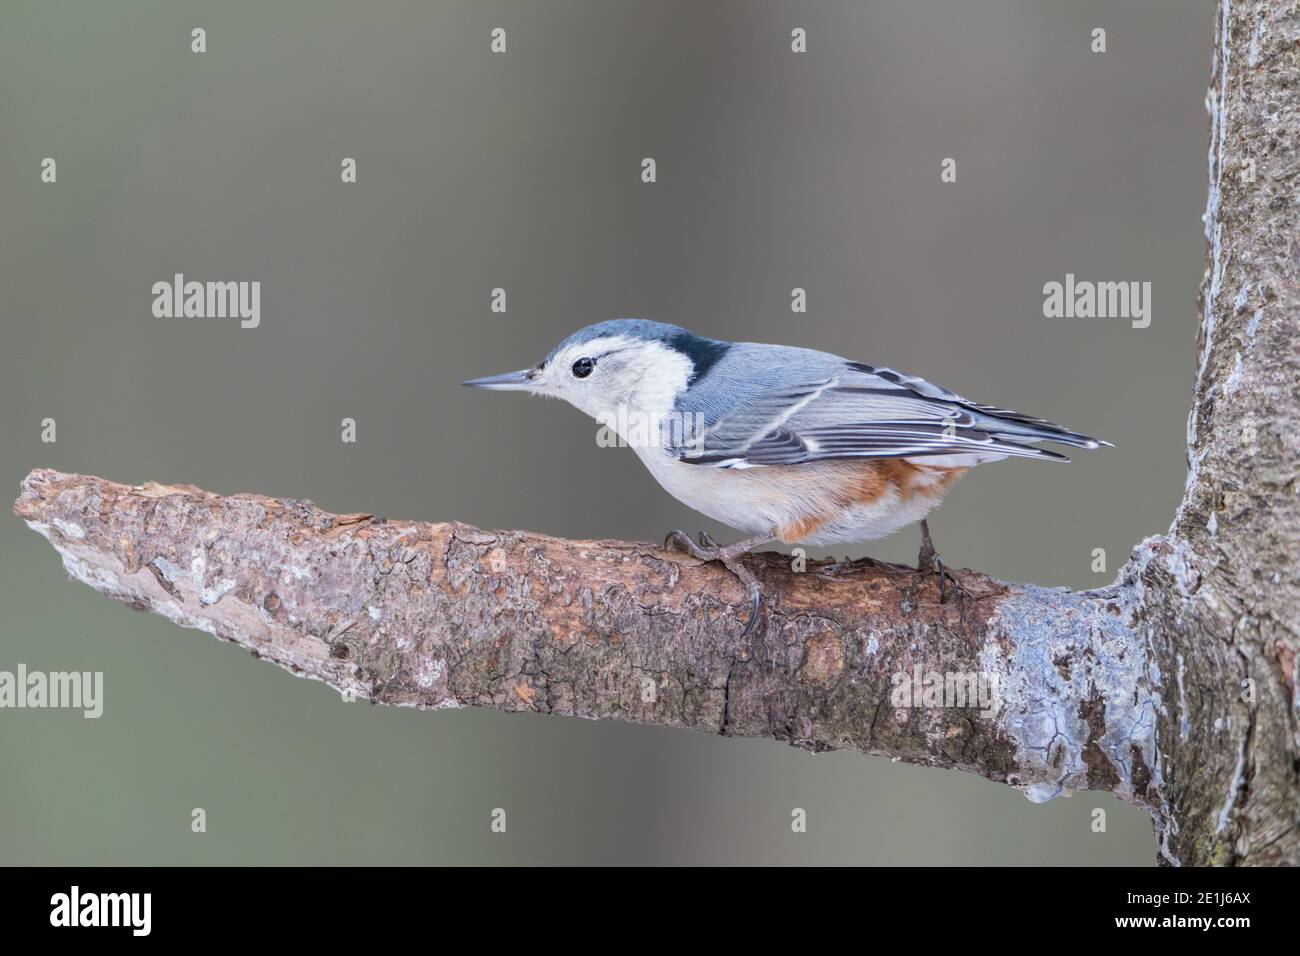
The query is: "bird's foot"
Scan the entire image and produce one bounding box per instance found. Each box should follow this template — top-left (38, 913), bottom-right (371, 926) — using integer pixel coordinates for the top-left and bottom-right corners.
top-left (916, 519), bottom-right (960, 604)
top-left (663, 530), bottom-right (769, 638)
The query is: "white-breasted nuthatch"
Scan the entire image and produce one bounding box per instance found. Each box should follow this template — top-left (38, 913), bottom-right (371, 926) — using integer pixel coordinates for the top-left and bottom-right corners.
top-left (465, 319), bottom-right (1108, 634)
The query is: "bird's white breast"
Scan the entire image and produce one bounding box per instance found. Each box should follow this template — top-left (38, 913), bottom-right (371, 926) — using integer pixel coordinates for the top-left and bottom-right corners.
top-left (633, 448), bottom-right (947, 546)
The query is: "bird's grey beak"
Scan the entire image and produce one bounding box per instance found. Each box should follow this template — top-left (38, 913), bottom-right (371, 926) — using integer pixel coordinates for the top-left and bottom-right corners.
top-left (461, 368), bottom-right (538, 391)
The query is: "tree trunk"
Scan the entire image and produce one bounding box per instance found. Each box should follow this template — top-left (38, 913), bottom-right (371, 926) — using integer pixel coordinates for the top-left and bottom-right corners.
top-left (11, 0), bottom-right (1297, 865)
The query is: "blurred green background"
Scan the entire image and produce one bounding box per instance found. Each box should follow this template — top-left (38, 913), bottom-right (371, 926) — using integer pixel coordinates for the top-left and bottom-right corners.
top-left (0, 0), bottom-right (1211, 864)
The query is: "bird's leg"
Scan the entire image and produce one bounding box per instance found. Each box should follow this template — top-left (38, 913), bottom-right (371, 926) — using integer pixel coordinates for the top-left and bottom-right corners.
top-left (663, 530), bottom-right (773, 638)
top-left (917, 519), bottom-right (939, 572)
top-left (916, 519), bottom-right (959, 603)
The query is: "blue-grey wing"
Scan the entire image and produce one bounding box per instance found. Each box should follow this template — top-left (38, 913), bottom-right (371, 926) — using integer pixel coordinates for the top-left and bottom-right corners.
top-left (676, 357), bottom-right (1102, 468)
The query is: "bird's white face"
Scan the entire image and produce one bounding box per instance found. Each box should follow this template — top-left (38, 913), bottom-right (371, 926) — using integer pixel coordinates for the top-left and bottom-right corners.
top-left (467, 335), bottom-right (696, 443)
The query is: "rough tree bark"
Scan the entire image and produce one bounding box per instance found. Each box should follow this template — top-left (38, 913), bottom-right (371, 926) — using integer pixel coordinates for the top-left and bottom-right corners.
top-left (11, 0), bottom-right (1298, 865)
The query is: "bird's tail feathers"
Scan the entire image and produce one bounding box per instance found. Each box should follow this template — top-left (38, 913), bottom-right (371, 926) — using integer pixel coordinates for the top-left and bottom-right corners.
top-left (970, 407), bottom-right (1110, 451)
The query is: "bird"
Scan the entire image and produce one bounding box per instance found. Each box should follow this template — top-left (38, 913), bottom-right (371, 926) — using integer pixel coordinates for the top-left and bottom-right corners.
top-left (464, 319), bottom-right (1108, 635)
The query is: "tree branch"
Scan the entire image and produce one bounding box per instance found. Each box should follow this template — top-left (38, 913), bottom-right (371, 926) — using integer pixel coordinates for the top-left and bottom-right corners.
top-left (11, 0), bottom-right (1298, 866)
top-left (13, 468), bottom-right (1155, 807)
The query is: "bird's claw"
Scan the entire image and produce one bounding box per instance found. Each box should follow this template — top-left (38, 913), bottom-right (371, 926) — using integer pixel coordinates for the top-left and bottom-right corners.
top-left (722, 557), bottom-right (764, 639)
top-left (916, 546), bottom-right (966, 605)
top-left (664, 529), bottom-right (708, 560)
top-left (929, 552), bottom-right (948, 604)
top-left (662, 529), bottom-right (765, 636)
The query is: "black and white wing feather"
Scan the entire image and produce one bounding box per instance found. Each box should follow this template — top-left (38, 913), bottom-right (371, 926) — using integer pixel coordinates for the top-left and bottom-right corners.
top-left (677, 359), bottom-right (1105, 469)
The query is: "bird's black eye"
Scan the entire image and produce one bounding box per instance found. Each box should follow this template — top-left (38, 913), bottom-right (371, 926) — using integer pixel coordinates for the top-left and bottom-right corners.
top-left (571, 357), bottom-right (596, 379)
